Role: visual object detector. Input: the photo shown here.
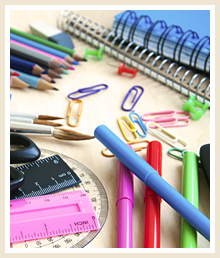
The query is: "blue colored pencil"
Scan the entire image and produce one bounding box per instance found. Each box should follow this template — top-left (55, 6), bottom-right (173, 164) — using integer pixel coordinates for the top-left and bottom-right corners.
top-left (10, 33), bottom-right (79, 65)
top-left (11, 69), bottom-right (58, 91)
top-left (10, 55), bottom-right (47, 75)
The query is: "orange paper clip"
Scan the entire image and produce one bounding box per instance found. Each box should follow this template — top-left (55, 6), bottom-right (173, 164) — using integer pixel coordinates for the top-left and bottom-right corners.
top-left (67, 99), bottom-right (83, 127)
top-left (102, 139), bottom-right (150, 157)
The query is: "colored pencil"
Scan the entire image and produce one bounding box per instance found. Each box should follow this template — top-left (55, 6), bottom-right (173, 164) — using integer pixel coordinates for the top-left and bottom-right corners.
top-left (10, 27), bottom-right (86, 61)
top-left (10, 76), bottom-right (29, 89)
top-left (10, 69), bottom-right (20, 76)
top-left (10, 42), bottom-right (65, 69)
top-left (10, 32), bottom-right (79, 65)
top-left (11, 69), bottom-right (58, 91)
top-left (10, 39), bottom-right (74, 70)
top-left (40, 65), bottom-right (62, 78)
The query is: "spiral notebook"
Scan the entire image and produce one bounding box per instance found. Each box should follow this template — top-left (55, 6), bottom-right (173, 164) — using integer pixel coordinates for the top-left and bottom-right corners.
top-left (57, 11), bottom-right (210, 104)
top-left (112, 10), bottom-right (210, 74)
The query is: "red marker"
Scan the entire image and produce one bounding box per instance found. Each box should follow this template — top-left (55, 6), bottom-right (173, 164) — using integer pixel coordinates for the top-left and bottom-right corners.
top-left (144, 140), bottom-right (162, 248)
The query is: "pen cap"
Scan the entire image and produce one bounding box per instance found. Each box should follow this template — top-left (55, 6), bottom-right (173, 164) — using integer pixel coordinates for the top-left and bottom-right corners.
top-left (116, 145), bottom-right (134, 207)
top-left (145, 141), bottom-right (162, 202)
top-left (94, 125), bottom-right (159, 184)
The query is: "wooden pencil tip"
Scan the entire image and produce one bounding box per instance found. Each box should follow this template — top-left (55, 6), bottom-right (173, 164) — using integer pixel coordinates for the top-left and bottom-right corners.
top-left (53, 128), bottom-right (95, 141)
top-left (83, 58), bottom-right (88, 61)
top-left (53, 87), bottom-right (59, 91)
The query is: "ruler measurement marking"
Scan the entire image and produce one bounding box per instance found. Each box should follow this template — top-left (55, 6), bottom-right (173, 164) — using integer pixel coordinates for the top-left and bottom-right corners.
top-left (11, 148), bottom-right (108, 248)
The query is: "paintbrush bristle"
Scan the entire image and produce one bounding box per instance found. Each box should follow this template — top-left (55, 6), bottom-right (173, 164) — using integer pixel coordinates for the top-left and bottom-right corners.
top-left (34, 119), bottom-right (63, 127)
top-left (53, 128), bottom-right (95, 141)
top-left (38, 115), bottom-right (63, 120)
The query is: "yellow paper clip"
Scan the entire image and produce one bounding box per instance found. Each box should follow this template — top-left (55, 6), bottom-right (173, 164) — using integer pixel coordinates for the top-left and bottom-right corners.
top-left (67, 99), bottom-right (83, 127)
top-left (146, 121), bottom-right (189, 150)
top-left (117, 115), bottom-right (139, 142)
top-left (102, 139), bottom-right (151, 157)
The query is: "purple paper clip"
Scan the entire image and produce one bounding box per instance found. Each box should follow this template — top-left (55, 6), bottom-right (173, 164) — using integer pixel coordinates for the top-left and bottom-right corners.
top-left (121, 85), bottom-right (144, 111)
top-left (68, 84), bottom-right (108, 100)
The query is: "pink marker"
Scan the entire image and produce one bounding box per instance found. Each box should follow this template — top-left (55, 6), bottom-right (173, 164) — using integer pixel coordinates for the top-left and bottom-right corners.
top-left (116, 156), bottom-right (134, 248)
top-left (10, 39), bottom-right (74, 70)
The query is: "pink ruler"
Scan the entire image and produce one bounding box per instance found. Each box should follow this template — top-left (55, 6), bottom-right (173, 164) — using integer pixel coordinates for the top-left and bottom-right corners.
top-left (10, 190), bottom-right (100, 243)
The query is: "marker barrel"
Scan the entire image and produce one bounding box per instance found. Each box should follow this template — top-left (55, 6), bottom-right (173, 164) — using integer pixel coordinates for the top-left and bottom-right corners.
top-left (144, 141), bottom-right (162, 248)
top-left (94, 125), bottom-right (210, 241)
top-left (181, 152), bottom-right (199, 248)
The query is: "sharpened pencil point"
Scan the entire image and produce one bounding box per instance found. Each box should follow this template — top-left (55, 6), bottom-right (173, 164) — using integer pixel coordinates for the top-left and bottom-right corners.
top-left (61, 70), bottom-right (68, 75)
top-left (51, 79), bottom-right (56, 83)
top-left (83, 58), bottom-right (87, 61)
top-left (73, 60), bottom-right (79, 65)
top-left (60, 63), bottom-right (66, 68)
top-left (57, 74), bottom-right (63, 78)
top-left (70, 66), bottom-right (75, 70)
top-left (53, 87), bottom-right (59, 91)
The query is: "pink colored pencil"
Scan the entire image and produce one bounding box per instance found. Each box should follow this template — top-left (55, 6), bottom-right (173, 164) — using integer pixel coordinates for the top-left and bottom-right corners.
top-left (10, 39), bottom-right (74, 70)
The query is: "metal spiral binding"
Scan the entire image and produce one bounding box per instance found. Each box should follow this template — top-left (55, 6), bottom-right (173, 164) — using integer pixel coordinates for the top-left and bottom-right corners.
top-left (57, 11), bottom-right (210, 104)
top-left (115, 10), bottom-right (210, 74)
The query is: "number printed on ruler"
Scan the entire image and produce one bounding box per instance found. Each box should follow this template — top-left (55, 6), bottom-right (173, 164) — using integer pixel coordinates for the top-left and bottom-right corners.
top-left (11, 149), bottom-right (108, 248)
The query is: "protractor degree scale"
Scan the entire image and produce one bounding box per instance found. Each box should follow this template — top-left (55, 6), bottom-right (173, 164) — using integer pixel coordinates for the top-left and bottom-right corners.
top-left (11, 148), bottom-right (108, 248)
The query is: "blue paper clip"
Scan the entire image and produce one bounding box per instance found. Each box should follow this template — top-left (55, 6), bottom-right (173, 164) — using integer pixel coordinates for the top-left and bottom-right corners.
top-left (121, 85), bottom-right (144, 111)
top-left (68, 84), bottom-right (108, 100)
top-left (129, 111), bottom-right (147, 138)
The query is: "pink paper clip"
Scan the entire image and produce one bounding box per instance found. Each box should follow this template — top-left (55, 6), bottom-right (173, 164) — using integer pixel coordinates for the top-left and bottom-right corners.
top-left (141, 110), bottom-right (190, 128)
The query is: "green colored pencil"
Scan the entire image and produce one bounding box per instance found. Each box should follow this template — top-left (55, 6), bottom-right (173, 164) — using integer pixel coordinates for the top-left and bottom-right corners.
top-left (10, 27), bottom-right (77, 58)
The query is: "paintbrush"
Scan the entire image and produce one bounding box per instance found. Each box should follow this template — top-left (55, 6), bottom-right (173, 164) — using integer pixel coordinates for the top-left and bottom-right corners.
top-left (10, 117), bottom-right (63, 127)
top-left (10, 121), bottom-right (95, 141)
top-left (10, 111), bottom-right (63, 121)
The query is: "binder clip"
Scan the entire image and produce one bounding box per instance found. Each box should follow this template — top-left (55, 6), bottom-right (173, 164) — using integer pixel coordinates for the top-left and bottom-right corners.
top-left (118, 62), bottom-right (138, 78)
top-left (84, 47), bottom-right (104, 60)
top-left (121, 85), bottom-right (144, 111)
top-left (183, 95), bottom-right (209, 120)
top-left (67, 99), bottom-right (83, 127)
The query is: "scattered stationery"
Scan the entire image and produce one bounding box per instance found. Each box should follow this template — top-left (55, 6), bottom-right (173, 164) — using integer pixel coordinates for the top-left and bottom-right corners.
top-left (57, 11), bottom-right (210, 104)
top-left (94, 125), bottom-right (210, 241)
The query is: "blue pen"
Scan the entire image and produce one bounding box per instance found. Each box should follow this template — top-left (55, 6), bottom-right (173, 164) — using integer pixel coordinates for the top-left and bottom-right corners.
top-left (94, 125), bottom-right (210, 241)
top-left (10, 33), bottom-right (79, 65)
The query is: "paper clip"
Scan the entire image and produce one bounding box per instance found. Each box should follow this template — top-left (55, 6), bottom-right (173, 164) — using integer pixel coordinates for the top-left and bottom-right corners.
top-left (102, 139), bottom-right (151, 157)
top-left (67, 99), bottom-right (83, 127)
top-left (146, 122), bottom-right (189, 150)
top-left (68, 84), bottom-right (108, 100)
top-left (141, 110), bottom-right (190, 128)
top-left (121, 85), bottom-right (144, 111)
top-left (129, 111), bottom-right (147, 138)
top-left (118, 116), bottom-right (139, 142)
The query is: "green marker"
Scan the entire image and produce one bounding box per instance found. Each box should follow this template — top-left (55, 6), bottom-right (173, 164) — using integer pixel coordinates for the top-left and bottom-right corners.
top-left (181, 151), bottom-right (199, 248)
